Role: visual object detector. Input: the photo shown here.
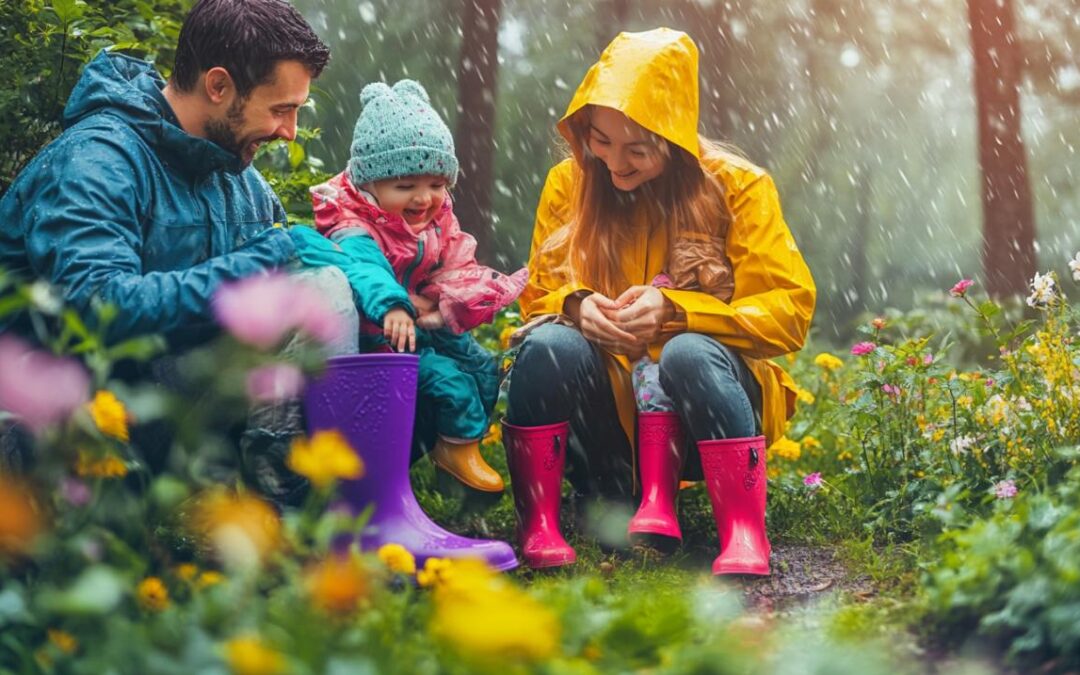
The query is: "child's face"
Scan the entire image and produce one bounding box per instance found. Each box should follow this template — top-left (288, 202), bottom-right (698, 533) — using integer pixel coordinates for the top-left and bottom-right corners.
top-left (368, 175), bottom-right (448, 227)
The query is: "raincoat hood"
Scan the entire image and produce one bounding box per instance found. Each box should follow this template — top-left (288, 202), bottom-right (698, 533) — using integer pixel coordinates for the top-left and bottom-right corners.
top-left (64, 50), bottom-right (244, 176)
top-left (557, 28), bottom-right (700, 161)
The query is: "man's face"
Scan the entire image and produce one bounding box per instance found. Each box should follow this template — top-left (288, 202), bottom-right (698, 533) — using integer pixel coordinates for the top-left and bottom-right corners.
top-left (204, 60), bottom-right (311, 167)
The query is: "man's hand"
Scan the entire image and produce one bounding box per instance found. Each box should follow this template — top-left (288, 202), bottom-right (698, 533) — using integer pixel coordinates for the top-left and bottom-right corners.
top-left (613, 285), bottom-right (677, 344)
top-left (578, 292), bottom-right (644, 356)
top-left (383, 307), bottom-right (416, 352)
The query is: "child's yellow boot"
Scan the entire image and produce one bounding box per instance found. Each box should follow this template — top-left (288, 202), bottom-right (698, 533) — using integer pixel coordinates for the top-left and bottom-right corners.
top-left (430, 437), bottom-right (505, 492)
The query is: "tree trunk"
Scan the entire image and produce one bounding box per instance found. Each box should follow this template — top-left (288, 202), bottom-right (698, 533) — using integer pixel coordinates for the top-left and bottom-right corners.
top-left (969, 0), bottom-right (1035, 298)
top-left (596, 0), bottom-right (632, 53)
top-left (454, 0), bottom-right (502, 263)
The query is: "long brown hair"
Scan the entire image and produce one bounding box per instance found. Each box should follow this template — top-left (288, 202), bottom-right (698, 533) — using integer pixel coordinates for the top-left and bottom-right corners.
top-left (545, 106), bottom-right (739, 299)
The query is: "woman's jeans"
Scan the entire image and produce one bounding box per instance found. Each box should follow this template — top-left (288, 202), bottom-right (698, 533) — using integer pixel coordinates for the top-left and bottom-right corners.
top-left (506, 323), bottom-right (761, 498)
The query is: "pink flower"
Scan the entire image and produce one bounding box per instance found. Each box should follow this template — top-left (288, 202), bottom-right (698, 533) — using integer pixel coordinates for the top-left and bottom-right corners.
top-left (993, 479), bottom-right (1017, 500)
top-left (0, 335), bottom-right (90, 432)
top-left (803, 472), bottom-right (823, 489)
top-left (923, 353), bottom-right (934, 366)
top-left (850, 342), bottom-right (876, 356)
top-left (882, 384), bottom-right (901, 397)
top-left (60, 476), bottom-right (92, 507)
top-left (213, 273), bottom-right (344, 350)
top-left (950, 279), bottom-right (974, 297)
top-left (245, 364), bottom-right (305, 402)
top-left (985, 378), bottom-right (995, 388)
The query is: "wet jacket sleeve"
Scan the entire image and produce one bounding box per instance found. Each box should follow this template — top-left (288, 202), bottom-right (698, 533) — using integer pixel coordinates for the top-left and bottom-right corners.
top-left (333, 231), bottom-right (413, 324)
top-left (660, 174), bottom-right (816, 358)
top-left (21, 134), bottom-right (296, 347)
top-left (519, 164), bottom-right (592, 320)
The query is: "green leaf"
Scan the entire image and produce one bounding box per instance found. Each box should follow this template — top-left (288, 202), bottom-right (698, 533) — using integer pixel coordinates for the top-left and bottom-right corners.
top-left (287, 141), bottom-right (305, 170)
top-left (39, 566), bottom-right (124, 616)
top-left (51, 0), bottom-right (86, 24)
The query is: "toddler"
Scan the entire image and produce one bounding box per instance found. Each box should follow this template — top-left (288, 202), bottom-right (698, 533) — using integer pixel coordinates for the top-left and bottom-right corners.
top-left (310, 79), bottom-right (527, 493)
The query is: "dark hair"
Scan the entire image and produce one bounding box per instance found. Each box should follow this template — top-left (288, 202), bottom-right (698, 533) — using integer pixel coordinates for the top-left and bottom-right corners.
top-left (171, 0), bottom-right (330, 97)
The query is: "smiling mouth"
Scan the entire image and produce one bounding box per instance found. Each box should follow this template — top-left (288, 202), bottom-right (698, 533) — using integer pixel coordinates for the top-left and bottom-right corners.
top-left (403, 208), bottom-right (427, 219)
top-left (613, 170), bottom-right (638, 179)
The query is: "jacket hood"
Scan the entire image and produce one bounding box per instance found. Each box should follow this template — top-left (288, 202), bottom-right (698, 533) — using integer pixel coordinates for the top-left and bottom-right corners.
top-left (557, 28), bottom-right (700, 162)
top-left (63, 50), bottom-right (244, 175)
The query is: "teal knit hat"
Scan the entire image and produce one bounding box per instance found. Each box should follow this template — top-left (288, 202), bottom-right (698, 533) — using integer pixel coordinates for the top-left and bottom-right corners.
top-left (349, 79), bottom-right (459, 186)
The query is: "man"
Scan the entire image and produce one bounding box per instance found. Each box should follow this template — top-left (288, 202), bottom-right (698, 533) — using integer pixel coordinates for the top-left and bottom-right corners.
top-left (0, 0), bottom-right (355, 504)
top-left (0, 0), bottom-right (340, 349)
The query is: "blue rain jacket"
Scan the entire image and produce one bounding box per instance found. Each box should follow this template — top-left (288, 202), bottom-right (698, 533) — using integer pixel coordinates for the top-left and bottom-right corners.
top-left (0, 50), bottom-right (297, 347)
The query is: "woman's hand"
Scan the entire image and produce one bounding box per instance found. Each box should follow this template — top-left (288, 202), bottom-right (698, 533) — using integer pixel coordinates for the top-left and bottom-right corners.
top-left (613, 285), bottom-right (677, 344)
top-left (383, 307), bottom-right (417, 352)
top-left (409, 293), bottom-right (437, 313)
top-left (416, 311), bottom-right (445, 330)
top-left (577, 292), bottom-right (644, 355)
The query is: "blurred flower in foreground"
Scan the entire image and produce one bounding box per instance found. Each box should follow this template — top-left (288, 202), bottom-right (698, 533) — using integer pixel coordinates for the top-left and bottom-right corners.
top-left (225, 635), bottom-right (286, 675)
top-left (377, 543), bottom-right (416, 575)
top-left (213, 273), bottom-right (344, 350)
top-left (0, 477), bottom-right (43, 556)
top-left (189, 490), bottom-right (281, 569)
top-left (305, 554), bottom-right (369, 615)
top-left (86, 390), bottom-right (129, 442)
top-left (75, 452), bottom-right (128, 479)
top-left (850, 341), bottom-right (876, 357)
top-left (429, 558), bottom-right (560, 663)
top-left (770, 437), bottom-right (801, 461)
top-left (803, 472), bottom-right (823, 490)
top-left (137, 577), bottom-right (170, 611)
top-left (482, 422), bottom-right (502, 446)
top-left (287, 430), bottom-right (363, 489)
top-left (0, 335), bottom-right (90, 433)
top-left (994, 479), bottom-right (1018, 500)
top-left (47, 629), bottom-right (78, 655)
top-left (245, 363), bottom-right (304, 403)
top-left (1026, 272), bottom-right (1056, 308)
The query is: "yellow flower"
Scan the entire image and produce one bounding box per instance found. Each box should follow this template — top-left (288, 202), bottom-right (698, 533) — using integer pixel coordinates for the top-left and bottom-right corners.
top-left (86, 390), bottom-right (129, 442)
top-left (801, 435), bottom-right (821, 450)
top-left (137, 577), bottom-right (169, 612)
top-left (784, 352), bottom-right (797, 364)
top-left (813, 353), bottom-right (843, 371)
top-left (430, 559), bottom-right (560, 663)
top-left (837, 451), bottom-right (854, 461)
top-left (189, 490), bottom-right (281, 568)
top-left (377, 543), bottom-right (416, 575)
top-left (482, 423), bottom-right (502, 446)
top-left (305, 555), bottom-right (369, 615)
top-left (286, 430), bottom-right (364, 489)
top-left (417, 557), bottom-right (455, 588)
top-left (769, 437), bottom-right (801, 461)
top-left (796, 388), bottom-right (815, 405)
top-left (47, 629), bottom-right (77, 655)
top-left (196, 571), bottom-right (225, 589)
top-left (174, 563), bottom-right (198, 582)
top-left (224, 635), bottom-right (286, 675)
top-left (499, 325), bottom-right (516, 350)
top-left (75, 452), bottom-right (128, 479)
top-left (0, 478), bottom-right (42, 556)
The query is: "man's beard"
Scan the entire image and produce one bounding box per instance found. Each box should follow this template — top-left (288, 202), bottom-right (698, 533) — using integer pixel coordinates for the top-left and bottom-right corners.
top-left (205, 97), bottom-right (259, 167)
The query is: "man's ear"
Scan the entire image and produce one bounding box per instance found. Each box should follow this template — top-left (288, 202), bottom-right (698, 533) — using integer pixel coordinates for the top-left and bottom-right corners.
top-left (203, 67), bottom-right (234, 104)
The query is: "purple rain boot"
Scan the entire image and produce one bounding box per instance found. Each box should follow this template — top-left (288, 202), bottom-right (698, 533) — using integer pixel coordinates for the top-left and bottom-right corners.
top-left (304, 353), bottom-right (518, 571)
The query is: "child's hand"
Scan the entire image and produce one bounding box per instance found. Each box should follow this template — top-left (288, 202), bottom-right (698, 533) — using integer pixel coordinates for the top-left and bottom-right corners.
top-left (416, 311), bottom-right (445, 330)
top-left (383, 308), bottom-right (416, 352)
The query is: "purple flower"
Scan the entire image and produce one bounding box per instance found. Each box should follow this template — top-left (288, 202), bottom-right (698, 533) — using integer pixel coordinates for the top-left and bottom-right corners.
top-left (213, 273), bottom-right (344, 350)
top-left (850, 342), bottom-right (876, 356)
top-left (994, 479), bottom-right (1018, 500)
top-left (0, 335), bottom-right (90, 432)
top-left (60, 476), bottom-right (92, 507)
top-left (950, 279), bottom-right (974, 297)
top-left (245, 364), bottom-right (305, 403)
top-left (803, 472), bottom-right (823, 489)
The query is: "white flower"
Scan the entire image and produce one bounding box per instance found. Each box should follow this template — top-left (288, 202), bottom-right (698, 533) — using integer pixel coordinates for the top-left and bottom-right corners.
top-left (1026, 272), bottom-right (1057, 307)
top-left (949, 435), bottom-right (976, 456)
top-left (1070, 252), bottom-right (1080, 282)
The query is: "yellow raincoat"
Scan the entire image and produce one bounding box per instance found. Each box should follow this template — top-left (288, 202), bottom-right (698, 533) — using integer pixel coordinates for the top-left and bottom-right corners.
top-left (520, 28), bottom-right (816, 451)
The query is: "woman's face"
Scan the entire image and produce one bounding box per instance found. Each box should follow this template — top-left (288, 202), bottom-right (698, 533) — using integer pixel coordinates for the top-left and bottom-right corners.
top-left (586, 106), bottom-right (669, 192)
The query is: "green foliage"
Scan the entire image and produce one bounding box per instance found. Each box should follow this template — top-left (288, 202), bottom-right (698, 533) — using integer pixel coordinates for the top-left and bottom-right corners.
top-left (0, 0), bottom-right (191, 191)
top-left (922, 464), bottom-right (1080, 668)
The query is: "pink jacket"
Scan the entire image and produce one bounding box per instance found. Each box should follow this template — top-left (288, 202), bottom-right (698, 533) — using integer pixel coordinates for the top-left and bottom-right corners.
top-left (311, 172), bottom-right (527, 334)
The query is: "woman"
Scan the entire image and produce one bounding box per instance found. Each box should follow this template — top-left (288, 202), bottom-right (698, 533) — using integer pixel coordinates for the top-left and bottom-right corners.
top-left (503, 28), bottom-right (816, 575)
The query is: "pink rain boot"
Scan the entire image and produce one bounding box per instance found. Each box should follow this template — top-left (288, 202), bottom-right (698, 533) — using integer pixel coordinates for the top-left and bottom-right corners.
top-left (699, 436), bottom-right (771, 576)
top-left (503, 420), bottom-right (576, 569)
top-left (627, 412), bottom-right (685, 547)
